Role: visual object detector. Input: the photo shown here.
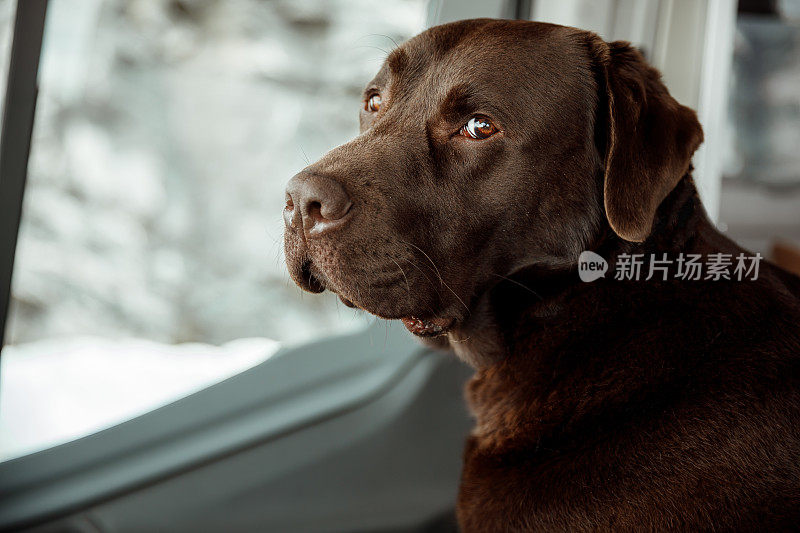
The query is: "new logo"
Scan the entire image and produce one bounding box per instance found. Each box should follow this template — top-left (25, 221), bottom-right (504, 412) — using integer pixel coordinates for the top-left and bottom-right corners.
top-left (578, 251), bottom-right (608, 282)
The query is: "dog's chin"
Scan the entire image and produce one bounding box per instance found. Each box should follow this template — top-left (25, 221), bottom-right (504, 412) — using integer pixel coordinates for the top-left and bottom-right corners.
top-left (333, 292), bottom-right (453, 337)
top-left (337, 295), bottom-right (454, 337)
top-left (290, 257), bottom-right (457, 338)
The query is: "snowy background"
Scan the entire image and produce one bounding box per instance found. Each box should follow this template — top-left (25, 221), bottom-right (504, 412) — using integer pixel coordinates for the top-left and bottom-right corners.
top-left (7, 0), bottom-right (427, 346)
top-left (0, 0), bottom-right (428, 461)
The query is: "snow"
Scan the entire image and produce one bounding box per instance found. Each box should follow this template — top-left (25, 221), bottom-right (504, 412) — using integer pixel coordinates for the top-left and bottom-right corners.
top-left (5, 0), bottom-right (425, 346)
top-left (0, 337), bottom-right (280, 462)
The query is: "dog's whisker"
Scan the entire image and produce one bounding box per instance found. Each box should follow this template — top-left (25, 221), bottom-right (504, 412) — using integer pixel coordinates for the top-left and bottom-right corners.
top-left (399, 240), bottom-right (443, 282)
top-left (400, 258), bottom-right (457, 317)
top-left (490, 273), bottom-right (544, 301)
top-left (442, 280), bottom-right (469, 314)
top-left (399, 256), bottom-right (444, 300)
top-left (352, 44), bottom-right (390, 55)
top-left (298, 146), bottom-right (310, 165)
top-left (398, 252), bottom-right (470, 315)
top-left (399, 240), bottom-right (470, 314)
top-left (389, 257), bottom-right (413, 307)
top-left (400, 257), bottom-right (454, 317)
top-left (365, 33), bottom-right (400, 50)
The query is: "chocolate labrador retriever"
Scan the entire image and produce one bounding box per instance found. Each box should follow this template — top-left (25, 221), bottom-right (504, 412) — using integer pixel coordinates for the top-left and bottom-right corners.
top-left (283, 19), bottom-right (800, 531)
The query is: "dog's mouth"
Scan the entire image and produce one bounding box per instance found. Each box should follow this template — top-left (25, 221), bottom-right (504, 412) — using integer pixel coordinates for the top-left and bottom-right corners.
top-left (331, 280), bottom-right (453, 337)
top-left (299, 260), bottom-right (326, 293)
top-left (339, 294), bottom-right (453, 337)
top-left (298, 258), bottom-right (456, 338)
top-left (399, 316), bottom-right (453, 337)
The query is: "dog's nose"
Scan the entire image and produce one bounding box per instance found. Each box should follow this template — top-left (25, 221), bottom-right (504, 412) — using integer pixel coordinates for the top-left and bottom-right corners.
top-left (284, 172), bottom-right (353, 236)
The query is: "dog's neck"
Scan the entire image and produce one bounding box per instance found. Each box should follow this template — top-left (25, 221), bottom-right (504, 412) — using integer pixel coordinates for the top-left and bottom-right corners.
top-left (448, 177), bottom-right (739, 445)
top-left (448, 176), bottom-right (711, 367)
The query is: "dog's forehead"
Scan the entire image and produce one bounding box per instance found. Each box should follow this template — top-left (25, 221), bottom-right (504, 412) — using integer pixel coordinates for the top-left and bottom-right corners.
top-left (371, 20), bottom-right (587, 108)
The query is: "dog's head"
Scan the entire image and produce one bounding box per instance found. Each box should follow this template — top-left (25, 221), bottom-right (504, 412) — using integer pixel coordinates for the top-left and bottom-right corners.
top-left (283, 19), bottom-right (702, 339)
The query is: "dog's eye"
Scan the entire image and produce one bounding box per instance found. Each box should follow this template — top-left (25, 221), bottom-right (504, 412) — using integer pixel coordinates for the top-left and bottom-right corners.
top-left (460, 116), bottom-right (498, 140)
top-left (366, 94), bottom-right (382, 113)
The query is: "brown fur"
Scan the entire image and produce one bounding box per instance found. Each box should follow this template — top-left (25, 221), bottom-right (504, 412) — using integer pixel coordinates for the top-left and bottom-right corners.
top-left (284, 19), bottom-right (800, 531)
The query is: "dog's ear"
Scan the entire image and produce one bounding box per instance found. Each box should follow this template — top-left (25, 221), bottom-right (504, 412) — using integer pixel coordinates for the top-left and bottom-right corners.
top-left (591, 39), bottom-right (703, 242)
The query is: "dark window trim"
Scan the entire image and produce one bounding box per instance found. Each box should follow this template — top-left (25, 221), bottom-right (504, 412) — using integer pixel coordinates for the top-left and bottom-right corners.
top-left (513, 0), bottom-right (533, 20)
top-left (0, 0), bottom-right (48, 351)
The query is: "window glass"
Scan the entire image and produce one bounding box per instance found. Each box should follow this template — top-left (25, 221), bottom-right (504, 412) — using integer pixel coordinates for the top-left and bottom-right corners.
top-left (718, 3), bottom-right (800, 256)
top-left (726, 6), bottom-right (800, 187)
top-left (1, 0), bottom-right (427, 462)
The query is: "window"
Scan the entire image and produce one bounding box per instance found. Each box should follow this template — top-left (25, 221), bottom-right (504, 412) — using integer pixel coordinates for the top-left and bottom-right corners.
top-left (726, 2), bottom-right (800, 188)
top-left (0, 0), bottom-right (427, 462)
top-left (718, 2), bottom-right (800, 257)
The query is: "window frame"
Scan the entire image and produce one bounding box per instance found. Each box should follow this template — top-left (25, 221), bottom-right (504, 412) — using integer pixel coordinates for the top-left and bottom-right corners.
top-left (0, 0), bottom-right (47, 351)
top-left (0, 321), bottom-right (441, 530)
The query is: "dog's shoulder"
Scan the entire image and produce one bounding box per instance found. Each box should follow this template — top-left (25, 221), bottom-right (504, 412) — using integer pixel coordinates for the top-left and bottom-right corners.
top-left (460, 223), bottom-right (800, 530)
